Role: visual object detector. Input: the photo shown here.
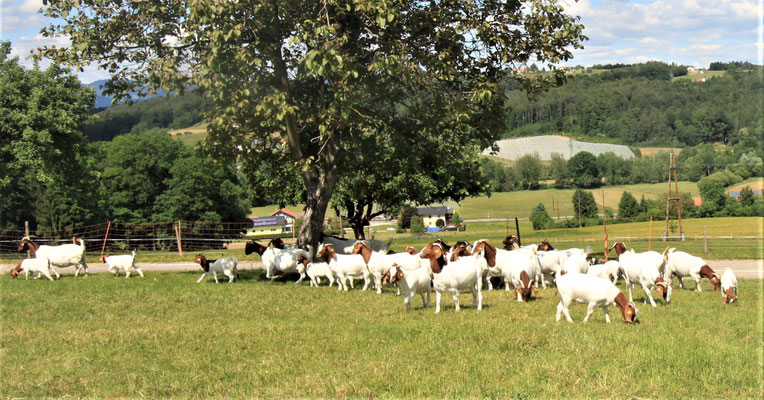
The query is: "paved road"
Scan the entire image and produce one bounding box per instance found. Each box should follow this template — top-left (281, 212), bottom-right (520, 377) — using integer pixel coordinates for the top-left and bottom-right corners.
top-left (1, 259), bottom-right (761, 278)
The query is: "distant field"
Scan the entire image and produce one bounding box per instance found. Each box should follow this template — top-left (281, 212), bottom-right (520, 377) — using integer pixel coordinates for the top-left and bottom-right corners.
top-left (672, 70), bottom-right (727, 82)
top-left (637, 147), bottom-right (682, 157)
top-left (728, 177), bottom-right (763, 191)
top-left (455, 182), bottom-right (699, 220)
top-left (1, 270), bottom-right (760, 398)
top-left (168, 121), bottom-right (208, 146)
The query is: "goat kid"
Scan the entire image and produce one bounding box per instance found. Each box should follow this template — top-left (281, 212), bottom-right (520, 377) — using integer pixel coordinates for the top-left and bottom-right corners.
top-left (720, 268), bottom-right (738, 304)
top-left (10, 256), bottom-right (54, 281)
top-left (389, 264), bottom-right (432, 310)
top-left (296, 254), bottom-right (335, 287)
top-left (194, 253), bottom-right (238, 283)
top-left (317, 244), bottom-right (371, 291)
top-left (103, 250), bottom-right (143, 278)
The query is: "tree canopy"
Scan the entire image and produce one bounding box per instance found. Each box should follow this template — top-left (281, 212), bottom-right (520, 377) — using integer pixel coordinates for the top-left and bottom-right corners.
top-left (38, 0), bottom-right (586, 246)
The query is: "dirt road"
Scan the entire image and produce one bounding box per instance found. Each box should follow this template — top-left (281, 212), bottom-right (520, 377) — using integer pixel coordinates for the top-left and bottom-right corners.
top-left (1, 259), bottom-right (761, 278)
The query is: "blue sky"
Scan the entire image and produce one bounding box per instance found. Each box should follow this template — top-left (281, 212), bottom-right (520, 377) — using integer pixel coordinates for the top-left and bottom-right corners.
top-left (1, 0), bottom-right (762, 84)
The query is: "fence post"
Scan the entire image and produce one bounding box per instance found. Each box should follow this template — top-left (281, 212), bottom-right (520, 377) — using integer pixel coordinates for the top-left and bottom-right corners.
top-left (175, 221), bottom-right (184, 257)
top-left (602, 190), bottom-right (608, 261)
top-left (704, 225), bottom-right (708, 253)
top-left (24, 221), bottom-right (30, 258)
top-left (648, 216), bottom-right (653, 251)
top-left (100, 221), bottom-right (112, 262)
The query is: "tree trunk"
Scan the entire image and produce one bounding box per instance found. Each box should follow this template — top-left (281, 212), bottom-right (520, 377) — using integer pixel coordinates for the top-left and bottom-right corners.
top-left (297, 170), bottom-right (338, 250)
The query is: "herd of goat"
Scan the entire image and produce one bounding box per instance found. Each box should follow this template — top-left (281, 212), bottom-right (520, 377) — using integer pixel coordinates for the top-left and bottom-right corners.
top-left (11, 234), bottom-right (739, 322)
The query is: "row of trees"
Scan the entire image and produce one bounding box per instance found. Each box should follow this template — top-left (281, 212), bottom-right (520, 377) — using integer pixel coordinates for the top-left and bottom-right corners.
top-left (530, 186), bottom-right (764, 231)
top-left (504, 66), bottom-right (763, 146)
top-left (1, 44), bottom-right (250, 233)
top-left (483, 140), bottom-right (763, 192)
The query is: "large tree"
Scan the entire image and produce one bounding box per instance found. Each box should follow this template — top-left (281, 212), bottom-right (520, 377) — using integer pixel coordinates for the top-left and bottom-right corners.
top-left (38, 0), bottom-right (585, 247)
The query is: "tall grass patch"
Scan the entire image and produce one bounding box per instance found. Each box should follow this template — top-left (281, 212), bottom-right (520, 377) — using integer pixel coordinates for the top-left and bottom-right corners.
top-left (2, 272), bottom-right (761, 398)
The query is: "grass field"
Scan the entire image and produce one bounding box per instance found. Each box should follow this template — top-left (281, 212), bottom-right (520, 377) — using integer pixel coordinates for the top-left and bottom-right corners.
top-left (1, 271), bottom-right (761, 398)
top-left (168, 121), bottom-right (208, 146)
top-left (672, 70), bottom-right (727, 82)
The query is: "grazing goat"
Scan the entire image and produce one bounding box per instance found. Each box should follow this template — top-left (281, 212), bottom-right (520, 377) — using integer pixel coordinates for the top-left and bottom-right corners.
top-left (9, 257), bottom-right (54, 281)
top-left (587, 260), bottom-right (621, 284)
top-left (245, 240), bottom-right (312, 283)
top-left (317, 244), bottom-right (371, 291)
top-left (555, 273), bottom-right (638, 324)
top-left (663, 248), bottom-right (721, 292)
top-left (420, 242), bottom-right (487, 313)
top-left (500, 248), bottom-right (541, 302)
top-left (296, 254), bottom-right (335, 288)
top-left (389, 264), bottom-right (432, 310)
top-left (352, 241), bottom-right (421, 294)
top-left (612, 243), bottom-right (669, 307)
top-left (18, 236), bottom-right (88, 277)
top-left (194, 253), bottom-right (238, 283)
top-left (720, 269), bottom-right (738, 304)
top-left (103, 250), bottom-right (143, 278)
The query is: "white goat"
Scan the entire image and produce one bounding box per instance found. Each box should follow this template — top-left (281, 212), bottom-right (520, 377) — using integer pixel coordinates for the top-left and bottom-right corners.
top-left (9, 256), bottom-right (54, 281)
top-left (613, 243), bottom-right (669, 307)
top-left (316, 244), bottom-right (371, 291)
top-left (194, 253), bottom-right (238, 283)
top-left (420, 242), bottom-right (487, 313)
top-left (555, 273), bottom-right (638, 323)
top-left (104, 250), bottom-right (143, 278)
top-left (720, 269), bottom-right (738, 303)
top-left (296, 254), bottom-right (335, 287)
top-left (587, 260), bottom-right (620, 284)
top-left (18, 237), bottom-right (88, 277)
top-left (352, 241), bottom-right (421, 294)
top-left (663, 248), bottom-right (721, 292)
top-left (245, 240), bottom-right (312, 283)
top-left (535, 250), bottom-right (567, 288)
top-left (389, 264), bottom-right (432, 310)
top-left (560, 253), bottom-right (589, 275)
top-left (500, 248), bottom-right (541, 302)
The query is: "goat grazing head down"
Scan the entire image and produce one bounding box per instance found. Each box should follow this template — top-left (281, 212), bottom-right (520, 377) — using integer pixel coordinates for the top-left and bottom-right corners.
top-left (654, 277), bottom-right (670, 301)
top-left (419, 242), bottom-right (447, 274)
top-left (502, 235), bottom-right (521, 250)
top-left (351, 241), bottom-right (373, 264)
top-left (722, 287), bottom-right (738, 303)
top-left (316, 244), bottom-right (336, 263)
top-left (609, 242), bottom-right (627, 256)
top-left (613, 292), bottom-right (639, 323)
top-left (698, 265), bottom-right (722, 291)
top-left (471, 240), bottom-right (496, 267)
top-left (537, 240), bottom-right (554, 251)
top-left (514, 270), bottom-right (538, 302)
top-left (9, 263), bottom-right (22, 279)
top-left (244, 240), bottom-right (267, 256)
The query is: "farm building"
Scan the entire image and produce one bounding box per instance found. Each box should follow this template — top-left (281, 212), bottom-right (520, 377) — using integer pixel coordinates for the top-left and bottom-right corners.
top-left (482, 135), bottom-right (636, 161)
top-left (416, 206), bottom-right (454, 228)
top-left (270, 208), bottom-right (304, 224)
top-left (247, 216), bottom-right (292, 235)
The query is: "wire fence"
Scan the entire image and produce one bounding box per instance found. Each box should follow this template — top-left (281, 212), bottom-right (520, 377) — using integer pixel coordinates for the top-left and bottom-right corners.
top-left (0, 221), bottom-right (253, 261)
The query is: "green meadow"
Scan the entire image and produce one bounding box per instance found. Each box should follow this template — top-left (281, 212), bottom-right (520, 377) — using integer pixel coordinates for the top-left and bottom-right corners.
top-left (1, 271), bottom-right (760, 398)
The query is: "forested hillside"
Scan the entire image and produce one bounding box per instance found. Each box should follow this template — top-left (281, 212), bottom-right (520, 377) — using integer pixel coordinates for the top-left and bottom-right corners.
top-left (503, 63), bottom-right (763, 146)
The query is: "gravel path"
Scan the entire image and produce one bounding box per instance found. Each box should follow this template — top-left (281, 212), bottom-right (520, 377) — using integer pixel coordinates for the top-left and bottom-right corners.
top-left (1, 259), bottom-right (761, 278)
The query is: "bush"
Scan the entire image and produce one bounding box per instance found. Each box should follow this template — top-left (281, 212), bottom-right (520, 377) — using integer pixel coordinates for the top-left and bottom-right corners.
top-left (530, 203), bottom-right (553, 231)
top-left (617, 191), bottom-right (640, 219)
top-left (410, 216), bottom-right (425, 235)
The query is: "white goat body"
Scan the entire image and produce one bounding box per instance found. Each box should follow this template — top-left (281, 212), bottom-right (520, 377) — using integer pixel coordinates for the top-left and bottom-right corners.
top-left (19, 237), bottom-right (88, 277)
top-left (317, 244), bottom-right (371, 291)
top-left (11, 257), bottom-right (54, 281)
top-left (262, 246), bottom-right (312, 283)
top-left (321, 235), bottom-right (390, 254)
top-left (561, 253), bottom-right (589, 275)
top-left (195, 255), bottom-right (238, 283)
top-left (587, 260), bottom-right (620, 284)
top-left (619, 249), bottom-right (669, 307)
top-left (105, 250), bottom-right (143, 278)
top-left (720, 268), bottom-right (738, 303)
top-left (663, 248), bottom-right (720, 291)
top-left (501, 248), bottom-right (540, 302)
top-left (535, 250), bottom-right (568, 288)
top-left (353, 241), bottom-right (421, 294)
top-left (389, 265), bottom-right (432, 310)
top-left (555, 273), bottom-right (638, 323)
top-left (421, 243), bottom-right (487, 313)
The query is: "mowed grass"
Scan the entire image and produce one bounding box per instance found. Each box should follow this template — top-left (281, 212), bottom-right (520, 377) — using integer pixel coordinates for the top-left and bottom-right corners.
top-left (1, 272), bottom-right (761, 398)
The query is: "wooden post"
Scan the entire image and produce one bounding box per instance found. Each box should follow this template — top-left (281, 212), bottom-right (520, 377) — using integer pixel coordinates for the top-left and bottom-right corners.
top-left (515, 218), bottom-right (521, 246)
top-left (100, 221), bottom-right (112, 262)
top-left (24, 221), bottom-right (30, 258)
top-left (339, 214), bottom-right (344, 239)
top-left (602, 190), bottom-right (608, 261)
top-left (578, 194), bottom-right (582, 229)
top-left (704, 225), bottom-right (708, 253)
top-left (648, 216), bottom-right (653, 251)
top-left (72, 236), bottom-right (76, 244)
top-left (175, 220), bottom-right (184, 257)
top-left (673, 157), bottom-right (685, 240)
top-left (292, 220), bottom-right (296, 240)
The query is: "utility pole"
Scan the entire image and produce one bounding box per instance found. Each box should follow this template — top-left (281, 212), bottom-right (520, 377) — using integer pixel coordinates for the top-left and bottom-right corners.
top-left (664, 151), bottom-right (685, 241)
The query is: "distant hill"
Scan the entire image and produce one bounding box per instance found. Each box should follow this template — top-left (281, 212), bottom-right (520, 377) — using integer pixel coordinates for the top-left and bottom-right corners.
top-left (85, 79), bottom-right (168, 108)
